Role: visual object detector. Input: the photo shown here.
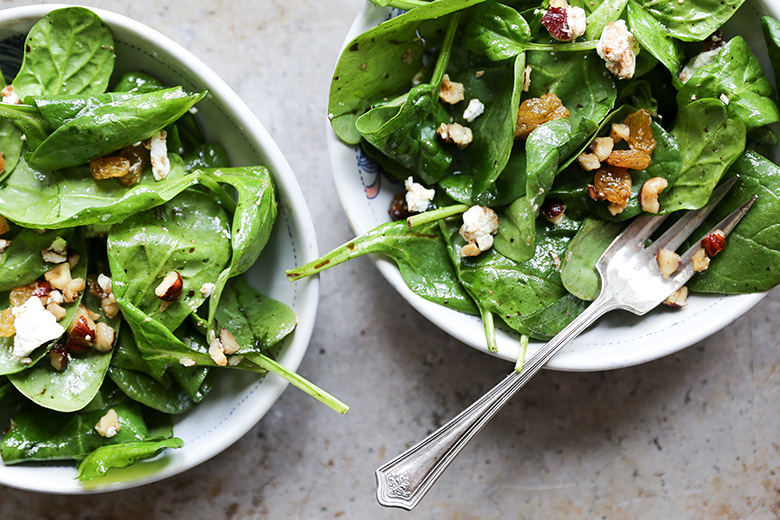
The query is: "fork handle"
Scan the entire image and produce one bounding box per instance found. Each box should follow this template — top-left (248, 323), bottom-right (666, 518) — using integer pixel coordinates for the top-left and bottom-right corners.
top-left (375, 295), bottom-right (618, 510)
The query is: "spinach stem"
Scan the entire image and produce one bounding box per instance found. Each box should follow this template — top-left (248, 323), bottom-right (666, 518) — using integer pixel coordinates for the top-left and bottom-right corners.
top-left (430, 12), bottom-right (462, 88)
top-left (197, 173), bottom-right (238, 214)
top-left (245, 353), bottom-right (349, 414)
top-left (407, 204), bottom-right (469, 229)
top-left (514, 335), bottom-right (530, 373)
top-left (523, 40), bottom-right (599, 52)
top-left (370, 0), bottom-right (430, 9)
top-left (482, 310), bottom-right (497, 353)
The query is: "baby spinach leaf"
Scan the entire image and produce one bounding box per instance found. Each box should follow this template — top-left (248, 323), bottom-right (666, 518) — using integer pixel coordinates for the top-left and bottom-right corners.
top-left (661, 99), bottom-right (746, 212)
top-left (639, 0), bottom-right (745, 42)
top-left (113, 72), bottom-right (166, 94)
top-left (356, 83), bottom-right (453, 185)
top-left (627, 1), bottom-right (684, 76)
top-left (329, 0), bottom-right (486, 144)
top-left (287, 220), bottom-right (478, 314)
top-left (560, 218), bottom-right (622, 300)
top-left (12, 7), bottom-right (114, 100)
top-left (762, 17), bottom-right (780, 90)
top-left (584, 0), bottom-right (629, 40)
top-left (214, 279), bottom-right (297, 353)
top-left (76, 438), bottom-right (183, 481)
top-left (27, 87), bottom-right (205, 170)
top-left (0, 103), bottom-right (52, 150)
top-left (464, 1), bottom-right (532, 61)
top-left (108, 364), bottom-right (195, 415)
top-left (107, 188), bottom-right (231, 332)
top-left (0, 154), bottom-right (197, 229)
top-left (688, 151), bottom-right (780, 293)
top-left (28, 92), bottom-right (134, 129)
top-left (676, 37), bottom-right (779, 132)
top-left (9, 287), bottom-right (119, 413)
top-left (0, 402), bottom-right (149, 464)
top-left (182, 143), bottom-right (230, 171)
top-left (0, 228), bottom-right (75, 291)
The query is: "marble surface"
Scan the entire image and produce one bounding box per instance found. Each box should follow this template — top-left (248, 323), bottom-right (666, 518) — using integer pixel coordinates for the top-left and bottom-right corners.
top-left (1, 1), bottom-right (780, 519)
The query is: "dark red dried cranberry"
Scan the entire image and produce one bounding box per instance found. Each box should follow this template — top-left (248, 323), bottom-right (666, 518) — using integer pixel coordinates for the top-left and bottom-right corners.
top-left (541, 7), bottom-right (572, 42)
top-left (388, 193), bottom-right (411, 221)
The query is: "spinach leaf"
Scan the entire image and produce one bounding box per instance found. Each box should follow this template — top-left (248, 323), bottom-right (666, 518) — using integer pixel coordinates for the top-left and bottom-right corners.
top-left (113, 72), bottom-right (166, 94)
top-left (0, 103), bottom-right (52, 150)
top-left (182, 143), bottom-right (230, 171)
top-left (688, 151), bottom-right (780, 293)
top-left (214, 279), bottom-right (297, 353)
top-left (28, 92), bottom-right (133, 128)
top-left (0, 154), bottom-right (196, 229)
top-left (660, 99), bottom-right (746, 211)
top-left (286, 220), bottom-right (478, 314)
top-left (494, 118), bottom-right (573, 262)
top-left (676, 37), bottom-right (779, 132)
top-left (627, 1), bottom-right (684, 76)
top-left (762, 17), bottom-right (780, 90)
top-left (463, 1), bottom-right (531, 61)
top-left (107, 188), bottom-right (231, 332)
top-left (0, 402), bottom-right (149, 464)
top-left (76, 438), bottom-right (183, 481)
top-left (584, 0), bottom-right (630, 40)
top-left (559, 218), bottom-right (622, 300)
top-left (27, 87), bottom-right (205, 170)
top-left (639, 0), bottom-right (745, 42)
top-left (12, 7), bottom-right (114, 99)
top-left (108, 364), bottom-right (195, 415)
top-left (8, 287), bottom-right (119, 413)
top-left (0, 227), bottom-right (75, 291)
top-left (329, 0), bottom-right (485, 144)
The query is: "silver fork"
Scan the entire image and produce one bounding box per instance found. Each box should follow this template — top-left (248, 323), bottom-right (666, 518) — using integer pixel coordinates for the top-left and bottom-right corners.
top-left (375, 177), bottom-right (756, 510)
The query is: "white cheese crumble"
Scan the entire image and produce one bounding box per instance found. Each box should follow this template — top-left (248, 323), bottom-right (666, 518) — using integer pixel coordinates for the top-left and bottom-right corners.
top-left (678, 47), bottom-right (722, 84)
top-left (565, 6), bottom-right (587, 41)
top-left (148, 130), bottom-right (170, 181)
top-left (596, 20), bottom-right (638, 80)
top-left (95, 409), bottom-right (121, 438)
top-left (11, 297), bottom-right (65, 360)
top-left (463, 98), bottom-right (485, 123)
top-left (459, 205), bottom-right (499, 255)
top-left (404, 176), bottom-right (435, 213)
top-left (719, 93), bottom-right (730, 105)
top-left (179, 357), bottom-right (196, 367)
top-left (200, 282), bottom-right (216, 298)
top-left (1, 85), bottom-right (20, 105)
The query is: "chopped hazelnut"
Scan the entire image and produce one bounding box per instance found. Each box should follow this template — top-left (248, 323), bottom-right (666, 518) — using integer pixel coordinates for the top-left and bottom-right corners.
top-left (701, 230), bottom-right (726, 257)
top-left (95, 409), bottom-right (121, 438)
top-left (155, 271), bottom-right (183, 301)
top-left (437, 123), bottom-right (473, 149)
top-left (46, 301), bottom-right (67, 321)
top-left (63, 277), bottom-right (86, 303)
top-left (640, 177), bottom-right (668, 214)
top-left (590, 137), bottom-right (614, 162)
top-left (460, 243), bottom-right (482, 257)
top-left (664, 286), bottom-right (689, 308)
top-left (607, 200), bottom-right (629, 216)
top-left (610, 123), bottom-right (630, 143)
top-left (45, 263), bottom-right (72, 291)
top-left (67, 250), bottom-right (80, 270)
top-left (522, 66), bottom-right (532, 92)
top-left (577, 152), bottom-right (601, 172)
top-left (219, 329), bottom-right (241, 355)
top-left (691, 248), bottom-right (710, 272)
top-left (93, 322), bottom-right (116, 353)
top-left (41, 237), bottom-right (68, 264)
top-left (66, 305), bottom-right (97, 352)
top-left (209, 337), bottom-right (228, 366)
top-left (657, 248), bottom-right (681, 277)
top-left (179, 357), bottom-right (196, 367)
top-left (0, 239), bottom-right (10, 254)
top-left (439, 74), bottom-right (465, 105)
top-left (48, 343), bottom-right (69, 371)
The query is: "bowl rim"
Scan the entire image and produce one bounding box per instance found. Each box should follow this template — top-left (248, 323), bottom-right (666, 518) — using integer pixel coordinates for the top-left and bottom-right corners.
top-left (327, 0), bottom-right (769, 372)
top-left (0, 4), bottom-right (320, 494)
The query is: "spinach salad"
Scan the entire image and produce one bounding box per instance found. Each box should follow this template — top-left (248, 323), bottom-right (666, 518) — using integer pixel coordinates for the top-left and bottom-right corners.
top-left (0, 7), bottom-right (345, 482)
top-left (289, 0), bottom-right (780, 355)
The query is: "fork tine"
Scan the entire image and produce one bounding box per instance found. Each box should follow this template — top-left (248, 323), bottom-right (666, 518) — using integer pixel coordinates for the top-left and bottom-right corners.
top-left (668, 195), bottom-right (757, 288)
top-left (646, 176), bottom-right (739, 257)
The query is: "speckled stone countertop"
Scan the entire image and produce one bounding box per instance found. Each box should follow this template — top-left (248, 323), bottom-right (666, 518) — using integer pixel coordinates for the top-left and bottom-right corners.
top-left (0, 1), bottom-right (779, 519)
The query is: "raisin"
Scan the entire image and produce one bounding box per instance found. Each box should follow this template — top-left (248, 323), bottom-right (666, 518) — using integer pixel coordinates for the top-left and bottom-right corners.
top-left (119, 145), bottom-right (147, 186)
top-left (625, 108), bottom-right (656, 154)
top-left (0, 307), bottom-right (14, 337)
top-left (10, 284), bottom-right (36, 307)
top-left (593, 167), bottom-right (631, 205)
top-left (90, 156), bottom-right (131, 180)
top-left (605, 149), bottom-right (652, 170)
top-left (515, 93), bottom-right (570, 139)
top-left (388, 193), bottom-right (411, 221)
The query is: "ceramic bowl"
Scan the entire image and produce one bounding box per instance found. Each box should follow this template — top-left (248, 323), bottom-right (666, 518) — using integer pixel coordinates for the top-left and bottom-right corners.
top-left (0, 4), bottom-right (319, 493)
top-left (328, 0), bottom-right (775, 371)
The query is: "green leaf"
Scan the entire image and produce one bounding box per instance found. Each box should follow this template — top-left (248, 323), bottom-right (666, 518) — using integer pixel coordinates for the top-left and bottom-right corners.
top-left (627, 1), bottom-right (684, 75)
top-left (12, 7), bottom-right (115, 99)
top-left (640, 0), bottom-right (745, 42)
top-left (0, 227), bottom-right (75, 291)
top-left (286, 220), bottom-right (478, 314)
top-left (560, 218), bottom-right (622, 300)
top-left (762, 17), bottom-right (780, 91)
top-left (676, 37), bottom-right (779, 131)
top-left (584, 0), bottom-right (630, 40)
top-left (661, 99), bottom-right (746, 211)
top-left (464, 1), bottom-right (532, 61)
top-left (76, 438), bottom-right (183, 481)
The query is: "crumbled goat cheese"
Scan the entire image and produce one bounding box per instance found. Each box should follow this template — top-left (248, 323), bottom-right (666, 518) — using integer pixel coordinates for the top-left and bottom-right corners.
top-left (95, 409), bottom-right (121, 438)
top-left (179, 357), bottom-right (196, 367)
top-left (437, 122), bottom-right (473, 149)
top-left (439, 74), bottom-right (465, 105)
top-left (596, 20), bottom-right (638, 80)
top-left (200, 282), bottom-right (216, 298)
top-left (719, 93), bottom-right (730, 105)
top-left (1, 85), bottom-right (20, 105)
top-left (148, 130), bottom-right (170, 181)
top-left (463, 99), bottom-right (485, 122)
top-left (565, 6), bottom-right (587, 41)
top-left (459, 206), bottom-right (499, 254)
top-left (11, 297), bottom-right (65, 359)
top-left (678, 47), bottom-right (722, 83)
top-left (404, 177), bottom-right (435, 213)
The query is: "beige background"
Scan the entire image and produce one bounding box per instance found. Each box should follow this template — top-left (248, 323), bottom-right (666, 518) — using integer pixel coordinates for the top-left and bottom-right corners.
top-left (0, 1), bottom-right (779, 518)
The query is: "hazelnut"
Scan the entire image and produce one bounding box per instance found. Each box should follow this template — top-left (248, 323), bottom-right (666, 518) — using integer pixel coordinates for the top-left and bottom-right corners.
top-left (437, 122), bottom-right (473, 149)
top-left (93, 322), bottom-right (116, 353)
top-left (460, 242), bottom-right (482, 257)
top-left (208, 337), bottom-right (228, 366)
top-left (701, 230), bottom-right (726, 257)
top-left (610, 123), bottom-right (630, 143)
top-left (438, 74), bottom-right (465, 105)
top-left (219, 329), bottom-right (241, 355)
top-left (48, 343), bottom-right (70, 371)
top-left (657, 248), bottom-right (681, 277)
top-left (607, 200), bottom-right (628, 216)
top-left (66, 305), bottom-right (96, 352)
top-left (63, 277), bottom-right (86, 303)
top-left (0, 239), bottom-right (10, 254)
top-left (691, 248), bottom-right (710, 272)
top-left (155, 271), bottom-right (183, 301)
top-left (640, 177), bottom-right (668, 214)
top-left (590, 137), bottom-right (614, 162)
top-left (577, 152), bottom-right (601, 172)
top-left (46, 301), bottom-right (67, 321)
top-left (95, 409), bottom-right (120, 438)
top-left (541, 200), bottom-right (566, 225)
top-left (45, 263), bottom-right (72, 291)
top-left (664, 286), bottom-right (689, 308)
top-left (41, 237), bottom-right (68, 264)
top-left (67, 250), bottom-right (80, 270)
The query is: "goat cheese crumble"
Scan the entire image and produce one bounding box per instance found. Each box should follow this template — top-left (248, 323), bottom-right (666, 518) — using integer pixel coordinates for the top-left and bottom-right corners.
top-left (11, 297), bottom-right (65, 359)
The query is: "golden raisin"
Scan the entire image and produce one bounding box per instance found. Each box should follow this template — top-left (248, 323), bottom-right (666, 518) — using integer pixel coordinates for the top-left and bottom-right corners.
top-left (593, 167), bottom-right (632, 205)
top-left (625, 108), bottom-right (656, 154)
top-left (605, 149), bottom-right (652, 170)
top-left (0, 307), bottom-right (14, 337)
top-left (515, 93), bottom-right (570, 139)
top-left (90, 156), bottom-right (131, 181)
top-left (10, 285), bottom-right (36, 307)
top-left (118, 145), bottom-right (147, 186)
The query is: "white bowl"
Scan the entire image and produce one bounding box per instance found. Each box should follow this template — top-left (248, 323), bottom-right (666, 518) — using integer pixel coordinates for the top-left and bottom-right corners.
top-left (328, 1), bottom-right (774, 371)
top-left (0, 5), bottom-right (319, 493)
